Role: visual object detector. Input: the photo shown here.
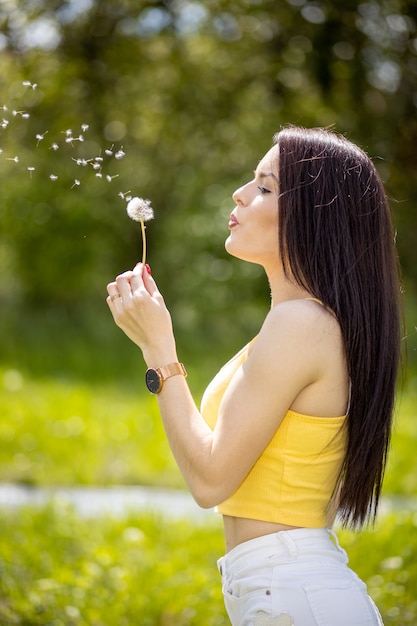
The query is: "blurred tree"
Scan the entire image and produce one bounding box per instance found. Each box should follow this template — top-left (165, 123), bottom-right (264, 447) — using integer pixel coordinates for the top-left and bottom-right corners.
top-left (0, 0), bottom-right (416, 350)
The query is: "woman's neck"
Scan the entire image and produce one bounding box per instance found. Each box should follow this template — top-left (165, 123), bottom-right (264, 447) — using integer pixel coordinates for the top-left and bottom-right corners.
top-left (266, 266), bottom-right (311, 308)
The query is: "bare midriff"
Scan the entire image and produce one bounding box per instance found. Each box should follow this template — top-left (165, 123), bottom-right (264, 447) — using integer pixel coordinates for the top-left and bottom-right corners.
top-left (223, 515), bottom-right (303, 552)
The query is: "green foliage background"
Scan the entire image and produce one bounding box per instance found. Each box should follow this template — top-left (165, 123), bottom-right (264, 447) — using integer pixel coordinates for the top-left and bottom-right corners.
top-left (1, 0), bottom-right (417, 359)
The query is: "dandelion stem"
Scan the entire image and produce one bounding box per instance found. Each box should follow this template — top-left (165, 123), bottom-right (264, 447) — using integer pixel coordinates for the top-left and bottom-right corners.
top-left (141, 220), bottom-right (147, 265)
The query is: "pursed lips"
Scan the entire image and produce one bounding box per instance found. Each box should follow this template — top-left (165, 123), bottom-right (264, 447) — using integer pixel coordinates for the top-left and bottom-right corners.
top-left (228, 213), bottom-right (239, 228)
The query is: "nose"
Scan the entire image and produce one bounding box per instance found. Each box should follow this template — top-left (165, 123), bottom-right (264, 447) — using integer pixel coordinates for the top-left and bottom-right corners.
top-left (232, 183), bottom-right (248, 206)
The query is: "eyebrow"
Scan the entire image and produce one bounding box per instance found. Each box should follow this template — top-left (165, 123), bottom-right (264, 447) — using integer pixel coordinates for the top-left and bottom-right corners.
top-left (254, 170), bottom-right (279, 183)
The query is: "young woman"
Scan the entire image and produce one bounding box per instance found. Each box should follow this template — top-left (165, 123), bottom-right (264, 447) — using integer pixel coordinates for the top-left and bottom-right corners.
top-left (107, 126), bottom-right (401, 625)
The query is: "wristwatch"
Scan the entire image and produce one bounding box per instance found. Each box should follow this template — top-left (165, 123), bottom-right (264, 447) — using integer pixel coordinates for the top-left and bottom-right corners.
top-left (145, 362), bottom-right (187, 394)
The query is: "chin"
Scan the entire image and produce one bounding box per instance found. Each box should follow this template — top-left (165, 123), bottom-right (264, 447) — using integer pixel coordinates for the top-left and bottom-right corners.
top-left (225, 235), bottom-right (240, 258)
top-left (225, 239), bottom-right (252, 263)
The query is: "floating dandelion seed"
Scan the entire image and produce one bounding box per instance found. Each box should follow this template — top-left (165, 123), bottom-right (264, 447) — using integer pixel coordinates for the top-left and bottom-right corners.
top-left (13, 109), bottom-right (30, 118)
top-left (95, 172), bottom-right (103, 178)
top-left (106, 174), bottom-right (119, 182)
top-left (22, 81), bottom-right (37, 90)
top-left (63, 129), bottom-right (74, 145)
top-left (1, 119), bottom-right (9, 128)
top-left (50, 174), bottom-right (58, 181)
top-left (50, 143), bottom-right (59, 151)
top-left (7, 156), bottom-right (19, 163)
top-left (36, 131), bottom-right (48, 146)
top-left (71, 179), bottom-right (81, 188)
top-left (72, 158), bottom-right (89, 167)
top-left (27, 166), bottom-right (35, 178)
top-left (81, 124), bottom-right (89, 132)
top-left (1, 105), bottom-right (8, 111)
top-left (105, 145), bottom-right (114, 156)
top-left (126, 197), bottom-right (154, 265)
top-left (115, 149), bottom-right (125, 160)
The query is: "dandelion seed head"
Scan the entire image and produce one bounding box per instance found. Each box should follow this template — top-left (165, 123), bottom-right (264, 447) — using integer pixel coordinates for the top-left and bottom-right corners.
top-left (126, 197), bottom-right (154, 223)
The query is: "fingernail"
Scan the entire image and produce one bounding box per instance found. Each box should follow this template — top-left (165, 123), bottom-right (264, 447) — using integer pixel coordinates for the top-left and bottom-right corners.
top-left (145, 264), bottom-right (152, 275)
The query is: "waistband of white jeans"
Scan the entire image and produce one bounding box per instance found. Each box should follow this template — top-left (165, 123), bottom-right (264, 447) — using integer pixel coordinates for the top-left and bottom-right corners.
top-left (217, 528), bottom-right (346, 575)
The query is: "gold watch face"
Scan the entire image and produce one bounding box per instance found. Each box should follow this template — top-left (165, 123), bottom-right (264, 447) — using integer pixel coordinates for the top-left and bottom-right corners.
top-left (145, 369), bottom-right (162, 394)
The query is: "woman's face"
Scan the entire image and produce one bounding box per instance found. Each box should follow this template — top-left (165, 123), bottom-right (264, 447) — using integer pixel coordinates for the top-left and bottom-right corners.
top-left (226, 145), bottom-right (280, 269)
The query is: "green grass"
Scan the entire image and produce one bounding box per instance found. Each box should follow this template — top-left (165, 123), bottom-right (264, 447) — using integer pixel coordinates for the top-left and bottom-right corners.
top-left (338, 514), bottom-right (417, 625)
top-left (384, 383), bottom-right (417, 496)
top-left (0, 297), bottom-right (416, 625)
top-left (0, 505), bottom-right (227, 626)
top-left (1, 365), bottom-right (416, 496)
top-left (0, 505), bottom-right (416, 625)
top-left (0, 369), bottom-right (184, 488)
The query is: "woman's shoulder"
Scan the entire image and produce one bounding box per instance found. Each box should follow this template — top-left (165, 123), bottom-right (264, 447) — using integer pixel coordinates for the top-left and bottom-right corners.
top-left (254, 298), bottom-right (344, 374)
top-left (263, 297), bottom-right (339, 338)
top-left (254, 299), bottom-right (348, 416)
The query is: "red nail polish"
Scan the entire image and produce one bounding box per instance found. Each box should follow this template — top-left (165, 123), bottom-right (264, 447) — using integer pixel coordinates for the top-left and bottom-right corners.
top-left (145, 264), bottom-right (152, 275)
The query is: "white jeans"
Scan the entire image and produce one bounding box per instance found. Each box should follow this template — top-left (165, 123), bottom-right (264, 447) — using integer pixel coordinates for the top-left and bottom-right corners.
top-left (217, 527), bottom-right (383, 626)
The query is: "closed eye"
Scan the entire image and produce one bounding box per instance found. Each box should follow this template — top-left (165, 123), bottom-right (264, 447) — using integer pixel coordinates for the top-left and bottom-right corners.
top-left (258, 186), bottom-right (271, 194)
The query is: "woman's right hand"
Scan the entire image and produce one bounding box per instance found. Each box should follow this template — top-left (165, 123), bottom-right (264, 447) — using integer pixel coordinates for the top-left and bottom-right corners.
top-left (106, 263), bottom-right (177, 366)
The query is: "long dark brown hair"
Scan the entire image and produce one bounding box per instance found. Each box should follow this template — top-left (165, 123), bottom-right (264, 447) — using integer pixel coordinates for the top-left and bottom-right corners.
top-left (274, 126), bottom-right (402, 528)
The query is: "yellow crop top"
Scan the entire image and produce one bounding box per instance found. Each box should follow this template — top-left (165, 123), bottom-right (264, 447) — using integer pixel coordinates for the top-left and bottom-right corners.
top-left (200, 338), bottom-right (347, 527)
